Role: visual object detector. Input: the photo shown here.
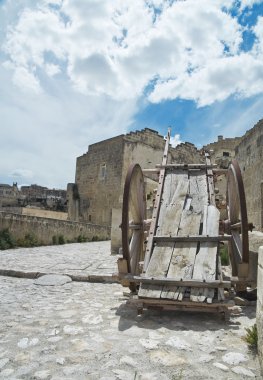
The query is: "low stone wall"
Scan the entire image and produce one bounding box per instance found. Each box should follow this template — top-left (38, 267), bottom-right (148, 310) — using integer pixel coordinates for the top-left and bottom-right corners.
top-left (21, 208), bottom-right (68, 220)
top-left (257, 246), bottom-right (263, 372)
top-left (0, 212), bottom-right (110, 245)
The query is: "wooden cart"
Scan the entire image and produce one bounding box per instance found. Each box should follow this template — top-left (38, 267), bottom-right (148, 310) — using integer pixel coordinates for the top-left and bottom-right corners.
top-left (118, 130), bottom-right (254, 318)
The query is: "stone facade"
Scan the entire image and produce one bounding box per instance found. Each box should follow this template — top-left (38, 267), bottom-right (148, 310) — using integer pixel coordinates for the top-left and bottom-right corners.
top-left (68, 128), bottom-right (204, 228)
top-left (235, 120), bottom-right (263, 231)
top-left (203, 135), bottom-right (241, 169)
top-left (203, 123), bottom-right (263, 231)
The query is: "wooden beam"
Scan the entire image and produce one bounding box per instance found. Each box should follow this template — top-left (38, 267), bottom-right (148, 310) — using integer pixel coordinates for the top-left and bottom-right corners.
top-left (142, 129), bottom-right (171, 272)
top-left (153, 235), bottom-right (232, 242)
top-left (156, 164), bottom-right (217, 169)
top-left (122, 274), bottom-right (231, 288)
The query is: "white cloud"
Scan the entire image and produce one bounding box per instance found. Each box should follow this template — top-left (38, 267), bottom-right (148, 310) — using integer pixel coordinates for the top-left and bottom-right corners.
top-left (1, 0), bottom-right (248, 103)
top-left (149, 54), bottom-right (263, 106)
top-left (170, 134), bottom-right (182, 147)
top-left (45, 63), bottom-right (60, 76)
top-left (1, 0), bottom-right (263, 187)
top-left (10, 169), bottom-right (34, 179)
top-left (12, 66), bottom-right (42, 93)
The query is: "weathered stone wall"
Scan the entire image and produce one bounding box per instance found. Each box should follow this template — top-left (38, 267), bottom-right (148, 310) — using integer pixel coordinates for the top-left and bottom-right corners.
top-left (203, 135), bottom-right (241, 168)
top-left (0, 212), bottom-right (110, 245)
top-left (72, 135), bottom-right (124, 226)
top-left (21, 208), bottom-right (68, 220)
top-left (0, 207), bottom-right (68, 220)
top-left (235, 121), bottom-right (263, 231)
top-left (257, 246), bottom-right (263, 371)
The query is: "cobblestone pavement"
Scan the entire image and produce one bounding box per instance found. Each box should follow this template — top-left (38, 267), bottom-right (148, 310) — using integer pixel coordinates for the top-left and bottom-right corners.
top-left (0, 241), bottom-right (116, 277)
top-left (0, 241), bottom-right (262, 379)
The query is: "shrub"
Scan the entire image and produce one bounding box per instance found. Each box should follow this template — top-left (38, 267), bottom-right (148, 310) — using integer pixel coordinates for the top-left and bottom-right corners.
top-left (77, 235), bottom-right (87, 243)
top-left (0, 229), bottom-right (16, 250)
top-left (220, 244), bottom-right (229, 266)
top-left (17, 233), bottom-right (39, 247)
top-left (52, 235), bottom-right (58, 245)
top-left (243, 324), bottom-right (258, 350)
top-left (58, 235), bottom-right (65, 245)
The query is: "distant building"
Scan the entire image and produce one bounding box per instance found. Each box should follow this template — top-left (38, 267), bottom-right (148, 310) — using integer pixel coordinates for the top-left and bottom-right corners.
top-left (0, 183), bottom-right (67, 212)
top-left (0, 183), bottom-right (19, 207)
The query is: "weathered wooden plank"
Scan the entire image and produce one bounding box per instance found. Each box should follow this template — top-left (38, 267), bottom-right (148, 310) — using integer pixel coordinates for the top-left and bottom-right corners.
top-left (173, 172), bottom-right (208, 300)
top-left (138, 172), bottom-right (189, 298)
top-left (156, 164), bottom-right (217, 169)
top-left (188, 171), bottom-right (209, 214)
top-left (120, 275), bottom-right (231, 288)
top-left (153, 235), bottom-right (232, 242)
top-left (161, 171), bottom-right (208, 300)
top-left (190, 205), bottom-right (220, 303)
top-left (161, 212), bottom-right (201, 300)
top-left (156, 172), bottom-right (189, 236)
top-left (143, 131), bottom-right (171, 272)
top-left (205, 153), bottom-right (216, 205)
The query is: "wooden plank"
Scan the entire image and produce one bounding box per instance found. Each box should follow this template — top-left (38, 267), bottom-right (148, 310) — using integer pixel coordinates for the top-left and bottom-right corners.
top-left (156, 164), bottom-right (217, 169)
top-left (205, 153), bottom-right (216, 205)
top-left (153, 235), bottom-right (232, 242)
top-left (156, 172), bottom-right (189, 236)
top-left (188, 171), bottom-right (208, 214)
top-left (138, 172), bottom-right (189, 298)
top-left (120, 275), bottom-right (231, 288)
top-left (161, 171), bottom-right (208, 300)
top-left (142, 130), bottom-right (171, 272)
top-left (190, 205), bottom-right (220, 303)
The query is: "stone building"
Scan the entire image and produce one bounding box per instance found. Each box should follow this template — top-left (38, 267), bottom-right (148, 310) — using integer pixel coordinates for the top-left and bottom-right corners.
top-left (67, 128), bottom-right (204, 252)
top-left (0, 183), bottom-right (19, 207)
top-left (203, 121), bottom-right (263, 231)
top-left (203, 135), bottom-right (242, 219)
top-left (0, 184), bottom-right (67, 212)
top-left (203, 135), bottom-right (241, 168)
top-left (235, 120), bottom-right (263, 231)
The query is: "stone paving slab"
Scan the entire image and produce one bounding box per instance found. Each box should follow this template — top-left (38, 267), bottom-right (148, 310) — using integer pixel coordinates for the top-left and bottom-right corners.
top-left (0, 241), bottom-right (118, 277)
top-left (0, 276), bottom-right (261, 379)
top-left (0, 242), bottom-right (262, 379)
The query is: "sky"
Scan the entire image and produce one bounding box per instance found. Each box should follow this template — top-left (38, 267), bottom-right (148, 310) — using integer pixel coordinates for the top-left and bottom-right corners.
top-left (1, 0), bottom-right (263, 189)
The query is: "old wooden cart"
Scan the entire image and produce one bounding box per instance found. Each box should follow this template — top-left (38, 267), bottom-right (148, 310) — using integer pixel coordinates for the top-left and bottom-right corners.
top-left (118, 130), bottom-right (254, 318)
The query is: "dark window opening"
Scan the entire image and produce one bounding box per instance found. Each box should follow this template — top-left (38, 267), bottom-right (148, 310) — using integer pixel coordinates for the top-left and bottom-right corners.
top-left (223, 151), bottom-right (230, 157)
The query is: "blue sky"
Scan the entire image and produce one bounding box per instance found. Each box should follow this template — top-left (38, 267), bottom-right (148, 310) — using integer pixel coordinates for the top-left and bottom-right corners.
top-left (0, 0), bottom-right (263, 188)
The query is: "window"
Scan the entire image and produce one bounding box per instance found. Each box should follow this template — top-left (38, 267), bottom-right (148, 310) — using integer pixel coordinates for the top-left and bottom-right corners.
top-left (88, 215), bottom-right (91, 222)
top-left (100, 163), bottom-right (106, 179)
top-left (223, 151), bottom-right (230, 157)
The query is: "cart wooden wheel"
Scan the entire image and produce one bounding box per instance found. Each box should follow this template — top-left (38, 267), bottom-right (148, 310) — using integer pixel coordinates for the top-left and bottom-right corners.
top-left (122, 164), bottom-right (146, 283)
top-left (226, 159), bottom-right (249, 276)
